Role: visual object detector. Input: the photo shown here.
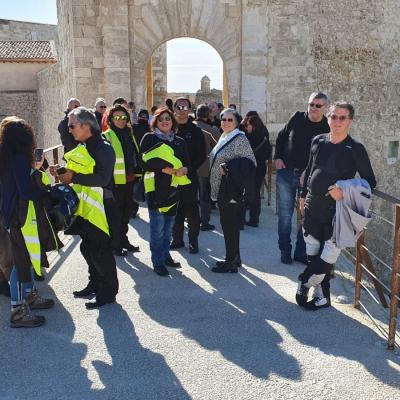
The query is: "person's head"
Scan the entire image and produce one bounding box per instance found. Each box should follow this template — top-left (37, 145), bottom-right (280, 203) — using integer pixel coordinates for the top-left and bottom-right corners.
top-left (229, 103), bottom-right (237, 110)
top-left (107, 104), bottom-right (131, 130)
top-left (150, 105), bottom-right (158, 115)
top-left (112, 97), bottom-right (128, 108)
top-left (150, 106), bottom-right (178, 134)
top-left (0, 117), bottom-right (35, 175)
top-left (94, 98), bottom-right (107, 114)
top-left (242, 114), bottom-right (265, 134)
top-left (208, 101), bottom-right (218, 118)
top-left (67, 98), bottom-right (81, 111)
top-left (128, 101), bottom-right (136, 111)
top-left (220, 108), bottom-right (239, 134)
top-left (217, 103), bottom-right (224, 113)
top-left (327, 101), bottom-right (354, 136)
top-left (166, 98), bottom-right (173, 111)
top-left (307, 92), bottom-right (328, 122)
top-left (245, 110), bottom-right (259, 118)
top-left (68, 106), bottom-right (100, 142)
top-left (174, 97), bottom-right (191, 124)
top-left (138, 109), bottom-right (149, 123)
top-left (196, 104), bottom-right (210, 121)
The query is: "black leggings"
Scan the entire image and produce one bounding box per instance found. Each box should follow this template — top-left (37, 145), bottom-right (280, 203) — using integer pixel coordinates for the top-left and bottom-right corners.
top-left (218, 201), bottom-right (240, 262)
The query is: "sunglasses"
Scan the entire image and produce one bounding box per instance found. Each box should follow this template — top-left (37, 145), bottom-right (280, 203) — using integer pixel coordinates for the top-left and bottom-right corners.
top-left (221, 118), bottom-right (234, 122)
top-left (176, 105), bottom-right (189, 111)
top-left (309, 103), bottom-right (325, 109)
top-left (99, 105), bottom-right (107, 109)
top-left (157, 116), bottom-right (172, 122)
top-left (68, 123), bottom-right (80, 129)
top-left (112, 115), bottom-right (128, 121)
top-left (329, 115), bottom-right (349, 121)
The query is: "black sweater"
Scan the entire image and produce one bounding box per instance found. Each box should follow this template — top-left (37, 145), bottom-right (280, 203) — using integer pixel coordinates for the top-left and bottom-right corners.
top-left (274, 111), bottom-right (330, 171)
top-left (301, 134), bottom-right (377, 198)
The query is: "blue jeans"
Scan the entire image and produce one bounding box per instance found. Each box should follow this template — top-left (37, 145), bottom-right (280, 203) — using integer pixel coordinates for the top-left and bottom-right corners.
top-left (276, 168), bottom-right (306, 257)
top-left (148, 207), bottom-right (175, 268)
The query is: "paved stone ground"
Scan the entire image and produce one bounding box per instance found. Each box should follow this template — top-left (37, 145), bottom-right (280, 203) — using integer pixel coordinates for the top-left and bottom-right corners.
top-left (1, 204), bottom-right (399, 400)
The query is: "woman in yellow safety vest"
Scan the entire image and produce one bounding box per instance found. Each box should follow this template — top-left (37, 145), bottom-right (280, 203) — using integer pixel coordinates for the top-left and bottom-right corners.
top-left (140, 107), bottom-right (190, 276)
top-left (104, 105), bottom-right (141, 256)
top-left (0, 117), bottom-right (57, 328)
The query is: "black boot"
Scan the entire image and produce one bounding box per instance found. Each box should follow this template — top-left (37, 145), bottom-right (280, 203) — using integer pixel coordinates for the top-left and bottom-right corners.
top-left (212, 255), bottom-right (240, 273)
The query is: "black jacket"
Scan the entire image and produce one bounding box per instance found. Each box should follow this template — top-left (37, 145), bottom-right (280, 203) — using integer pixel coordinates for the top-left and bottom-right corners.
top-left (246, 125), bottom-right (271, 170)
top-left (176, 120), bottom-right (206, 202)
top-left (274, 111), bottom-right (330, 171)
top-left (58, 110), bottom-right (79, 153)
top-left (218, 157), bottom-right (256, 204)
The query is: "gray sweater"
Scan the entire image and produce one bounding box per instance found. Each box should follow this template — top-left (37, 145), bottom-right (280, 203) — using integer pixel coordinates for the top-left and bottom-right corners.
top-left (332, 178), bottom-right (372, 249)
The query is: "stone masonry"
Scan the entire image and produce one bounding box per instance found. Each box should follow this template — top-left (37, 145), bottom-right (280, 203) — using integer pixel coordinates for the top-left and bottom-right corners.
top-left (40, 0), bottom-right (399, 200)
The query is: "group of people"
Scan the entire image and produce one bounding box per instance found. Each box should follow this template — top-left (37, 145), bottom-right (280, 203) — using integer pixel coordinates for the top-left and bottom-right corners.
top-left (0, 90), bottom-right (376, 328)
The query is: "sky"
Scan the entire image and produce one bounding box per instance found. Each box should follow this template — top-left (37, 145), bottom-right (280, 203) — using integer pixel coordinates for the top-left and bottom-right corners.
top-left (0, 0), bottom-right (223, 93)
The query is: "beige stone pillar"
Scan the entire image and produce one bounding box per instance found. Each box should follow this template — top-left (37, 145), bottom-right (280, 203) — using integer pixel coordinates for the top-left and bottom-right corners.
top-left (146, 57), bottom-right (153, 110)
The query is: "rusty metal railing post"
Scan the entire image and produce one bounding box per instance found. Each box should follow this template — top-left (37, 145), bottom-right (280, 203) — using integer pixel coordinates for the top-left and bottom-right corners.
top-left (354, 231), bottom-right (364, 309)
top-left (388, 204), bottom-right (400, 350)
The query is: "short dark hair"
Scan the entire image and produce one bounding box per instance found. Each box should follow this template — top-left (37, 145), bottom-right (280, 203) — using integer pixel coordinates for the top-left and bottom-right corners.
top-left (309, 92), bottom-right (328, 104)
top-left (107, 104), bottom-right (131, 128)
top-left (113, 97), bottom-right (127, 106)
top-left (166, 98), bottom-right (173, 110)
top-left (328, 101), bottom-right (355, 120)
top-left (228, 103), bottom-right (237, 109)
top-left (217, 103), bottom-right (224, 110)
top-left (174, 97), bottom-right (192, 109)
top-left (196, 104), bottom-right (210, 119)
top-left (150, 107), bottom-right (178, 132)
top-left (138, 109), bottom-right (149, 119)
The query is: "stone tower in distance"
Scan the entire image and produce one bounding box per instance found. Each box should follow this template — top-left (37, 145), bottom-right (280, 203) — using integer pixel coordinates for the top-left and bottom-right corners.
top-left (201, 75), bottom-right (211, 94)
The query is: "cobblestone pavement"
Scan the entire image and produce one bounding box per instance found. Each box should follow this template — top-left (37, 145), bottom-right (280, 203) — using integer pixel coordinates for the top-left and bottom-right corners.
top-left (0, 205), bottom-right (399, 400)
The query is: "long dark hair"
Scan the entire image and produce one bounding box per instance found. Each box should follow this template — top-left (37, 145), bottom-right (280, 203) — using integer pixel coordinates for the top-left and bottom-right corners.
top-left (0, 117), bottom-right (35, 177)
top-left (242, 115), bottom-right (266, 133)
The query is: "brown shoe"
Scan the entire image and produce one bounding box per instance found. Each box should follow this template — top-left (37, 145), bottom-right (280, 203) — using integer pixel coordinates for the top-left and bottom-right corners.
top-left (10, 304), bottom-right (45, 328)
top-left (27, 289), bottom-right (55, 310)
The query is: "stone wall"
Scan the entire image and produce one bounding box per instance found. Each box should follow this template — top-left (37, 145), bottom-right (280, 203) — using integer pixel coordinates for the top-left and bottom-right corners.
top-left (152, 43), bottom-right (167, 108)
top-left (0, 91), bottom-right (38, 135)
top-left (0, 19), bottom-right (58, 43)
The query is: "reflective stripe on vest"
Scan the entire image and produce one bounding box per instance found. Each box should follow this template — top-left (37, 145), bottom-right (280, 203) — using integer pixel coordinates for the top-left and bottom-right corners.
top-left (64, 145), bottom-right (109, 235)
top-left (104, 129), bottom-right (126, 184)
top-left (20, 201), bottom-right (41, 276)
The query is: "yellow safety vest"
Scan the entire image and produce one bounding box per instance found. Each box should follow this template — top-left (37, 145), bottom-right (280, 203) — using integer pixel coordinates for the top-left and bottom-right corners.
top-left (142, 143), bottom-right (191, 212)
top-left (103, 128), bottom-right (140, 184)
top-left (64, 145), bottom-right (109, 235)
top-left (20, 169), bottom-right (55, 277)
top-left (21, 200), bottom-right (41, 276)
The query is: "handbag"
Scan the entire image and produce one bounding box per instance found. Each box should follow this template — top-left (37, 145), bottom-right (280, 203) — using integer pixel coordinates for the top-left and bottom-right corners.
top-left (133, 178), bottom-right (145, 203)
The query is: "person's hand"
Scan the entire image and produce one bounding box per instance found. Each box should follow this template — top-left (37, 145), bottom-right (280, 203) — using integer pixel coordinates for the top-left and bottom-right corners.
top-left (49, 164), bottom-right (59, 177)
top-left (299, 197), bottom-right (305, 216)
top-left (274, 159), bottom-right (286, 170)
top-left (220, 166), bottom-right (226, 175)
top-left (58, 169), bottom-right (74, 184)
top-left (300, 171), bottom-right (305, 186)
top-left (175, 167), bottom-right (188, 177)
top-left (161, 167), bottom-right (175, 175)
top-left (33, 155), bottom-right (45, 170)
top-left (328, 185), bottom-right (343, 201)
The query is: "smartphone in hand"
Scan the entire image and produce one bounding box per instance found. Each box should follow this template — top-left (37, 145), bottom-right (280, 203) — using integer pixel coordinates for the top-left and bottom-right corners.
top-left (34, 148), bottom-right (44, 162)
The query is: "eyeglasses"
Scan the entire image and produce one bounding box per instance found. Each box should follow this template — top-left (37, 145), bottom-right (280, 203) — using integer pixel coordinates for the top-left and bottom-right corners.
top-left (309, 103), bottom-right (325, 109)
top-left (99, 105), bottom-right (107, 109)
top-left (221, 118), bottom-right (234, 122)
top-left (329, 115), bottom-right (349, 121)
top-left (157, 116), bottom-right (172, 122)
top-left (68, 123), bottom-right (79, 129)
top-left (176, 105), bottom-right (189, 111)
top-left (112, 115), bottom-right (128, 121)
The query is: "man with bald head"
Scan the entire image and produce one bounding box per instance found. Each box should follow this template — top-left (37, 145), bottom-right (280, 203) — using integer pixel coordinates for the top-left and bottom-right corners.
top-left (58, 97), bottom-right (81, 152)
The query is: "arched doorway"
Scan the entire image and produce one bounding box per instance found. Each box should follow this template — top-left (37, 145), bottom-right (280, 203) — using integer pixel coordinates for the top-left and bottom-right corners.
top-left (129, 1), bottom-right (241, 112)
top-left (145, 37), bottom-right (227, 110)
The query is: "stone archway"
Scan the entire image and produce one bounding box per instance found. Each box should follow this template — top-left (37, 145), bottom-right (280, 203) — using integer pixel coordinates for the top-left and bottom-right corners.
top-left (145, 37), bottom-right (227, 110)
top-left (129, 1), bottom-right (242, 109)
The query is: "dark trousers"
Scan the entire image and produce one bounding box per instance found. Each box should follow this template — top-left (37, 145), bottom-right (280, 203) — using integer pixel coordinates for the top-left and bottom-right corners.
top-left (114, 181), bottom-right (135, 246)
top-left (79, 220), bottom-right (118, 302)
top-left (219, 201), bottom-right (240, 262)
top-left (172, 200), bottom-right (201, 245)
top-left (240, 166), bottom-right (266, 224)
top-left (198, 176), bottom-right (212, 225)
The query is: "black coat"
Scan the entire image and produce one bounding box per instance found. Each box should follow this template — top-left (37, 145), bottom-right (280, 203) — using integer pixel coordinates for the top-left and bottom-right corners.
top-left (58, 110), bottom-right (79, 153)
top-left (218, 157), bottom-right (256, 204)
